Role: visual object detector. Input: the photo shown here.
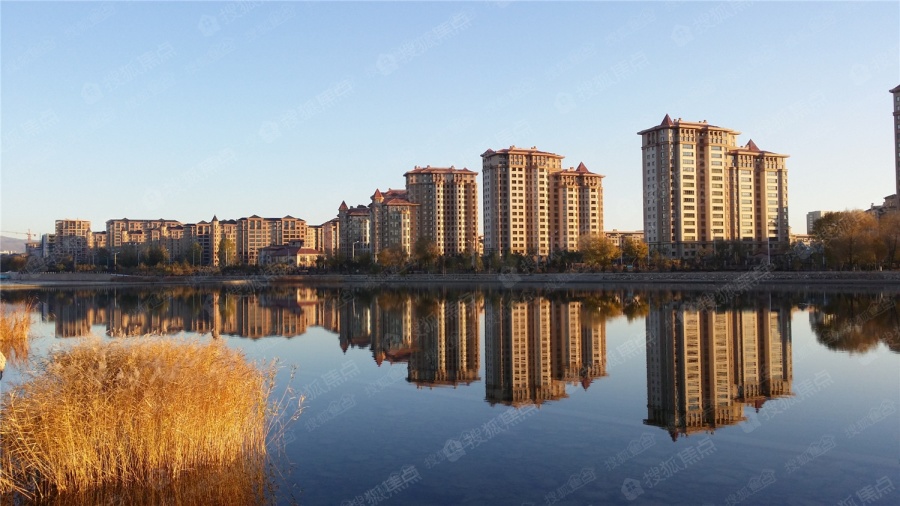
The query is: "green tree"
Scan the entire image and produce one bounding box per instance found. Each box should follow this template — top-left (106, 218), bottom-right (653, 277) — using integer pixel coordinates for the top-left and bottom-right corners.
top-left (377, 244), bottom-right (407, 270)
top-left (878, 212), bottom-right (900, 268)
top-left (813, 210), bottom-right (879, 269)
top-left (218, 237), bottom-right (236, 266)
top-left (413, 237), bottom-right (441, 270)
top-left (187, 242), bottom-right (203, 266)
top-left (146, 245), bottom-right (169, 267)
top-left (579, 234), bottom-right (620, 269)
top-left (622, 237), bottom-right (649, 269)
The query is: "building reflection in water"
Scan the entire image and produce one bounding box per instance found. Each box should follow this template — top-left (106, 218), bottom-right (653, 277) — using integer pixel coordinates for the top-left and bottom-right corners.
top-left (484, 295), bottom-right (606, 407)
top-left (644, 299), bottom-right (792, 440)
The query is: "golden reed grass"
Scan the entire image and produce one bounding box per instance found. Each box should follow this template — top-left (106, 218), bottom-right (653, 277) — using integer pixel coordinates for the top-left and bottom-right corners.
top-left (0, 303), bottom-right (33, 369)
top-left (0, 338), bottom-right (296, 501)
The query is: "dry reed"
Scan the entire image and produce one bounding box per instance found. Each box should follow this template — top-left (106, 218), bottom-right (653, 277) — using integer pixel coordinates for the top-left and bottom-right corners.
top-left (0, 338), bottom-right (295, 501)
top-left (0, 303), bottom-right (33, 368)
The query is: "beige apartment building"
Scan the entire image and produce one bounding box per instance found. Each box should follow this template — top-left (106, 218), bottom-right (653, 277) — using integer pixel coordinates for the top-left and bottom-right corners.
top-left (235, 215), bottom-right (307, 265)
top-left (482, 146), bottom-right (604, 257)
top-left (320, 218), bottom-right (340, 257)
top-left (604, 230), bottom-right (644, 249)
top-left (105, 218), bottom-right (182, 249)
top-left (54, 219), bottom-right (92, 260)
top-left (638, 115), bottom-right (789, 259)
top-left (404, 165), bottom-right (479, 256)
top-left (368, 188), bottom-right (417, 260)
top-left (338, 201), bottom-right (372, 259)
top-left (549, 162), bottom-right (604, 252)
top-left (892, 85), bottom-right (900, 200)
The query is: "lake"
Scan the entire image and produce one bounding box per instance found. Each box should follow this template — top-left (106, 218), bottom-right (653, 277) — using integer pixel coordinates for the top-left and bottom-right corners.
top-left (1, 284), bottom-right (898, 505)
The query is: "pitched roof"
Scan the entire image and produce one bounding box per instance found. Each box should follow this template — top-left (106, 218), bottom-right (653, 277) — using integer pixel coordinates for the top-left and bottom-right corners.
top-left (576, 162), bottom-right (589, 173)
top-left (404, 165), bottom-right (478, 176)
top-left (339, 201), bottom-right (348, 211)
top-left (891, 84), bottom-right (900, 93)
top-left (661, 113), bottom-right (675, 127)
top-left (480, 145), bottom-right (563, 158)
top-left (745, 139), bottom-right (760, 152)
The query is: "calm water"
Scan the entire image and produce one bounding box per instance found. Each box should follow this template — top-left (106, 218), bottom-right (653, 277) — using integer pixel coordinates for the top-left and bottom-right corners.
top-left (1, 285), bottom-right (898, 505)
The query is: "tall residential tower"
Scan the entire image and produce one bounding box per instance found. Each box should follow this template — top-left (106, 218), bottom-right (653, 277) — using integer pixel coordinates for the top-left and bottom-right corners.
top-left (638, 116), bottom-right (789, 259)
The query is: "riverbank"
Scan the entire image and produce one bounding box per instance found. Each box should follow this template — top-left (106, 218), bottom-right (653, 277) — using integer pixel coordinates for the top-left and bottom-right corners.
top-left (2, 270), bottom-right (899, 292)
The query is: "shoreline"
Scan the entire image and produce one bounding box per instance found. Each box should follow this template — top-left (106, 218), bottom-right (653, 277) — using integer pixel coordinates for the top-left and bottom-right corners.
top-left (2, 271), bottom-right (899, 291)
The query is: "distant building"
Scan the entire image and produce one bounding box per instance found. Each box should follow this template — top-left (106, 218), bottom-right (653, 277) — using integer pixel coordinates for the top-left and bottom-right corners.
top-left (258, 245), bottom-right (320, 267)
top-left (338, 201), bottom-right (372, 259)
top-left (806, 211), bottom-right (823, 234)
top-left (605, 230), bottom-right (645, 249)
top-left (404, 165), bottom-right (479, 256)
top-left (54, 219), bottom-right (92, 261)
top-left (105, 218), bottom-right (182, 249)
top-left (368, 188), bottom-right (417, 260)
top-left (235, 215), bottom-right (307, 265)
top-left (638, 115), bottom-right (789, 260)
top-left (320, 218), bottom-right (340, 257)
top-left (891, 84), bottom-right (900, 201)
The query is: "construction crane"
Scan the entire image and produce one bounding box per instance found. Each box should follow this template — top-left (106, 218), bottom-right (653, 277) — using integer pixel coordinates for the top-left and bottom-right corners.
top-left (1, 230), bottom-right (36, 241)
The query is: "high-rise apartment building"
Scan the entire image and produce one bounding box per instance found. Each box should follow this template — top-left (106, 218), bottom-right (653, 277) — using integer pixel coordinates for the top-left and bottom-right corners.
top-left (549, 162), bottom-right (604, 252)
top-left (235, 215), bottom-right (307, 265)
top-left (482, 146), bottom-right (604, 256)
top-left (338, 201), bottom-right (372, 259)
top-left (54, 219), bottom-right (92, 260)
top-left (320, 218), bottom-right (340, 257)
top-left (369, 188), bottom-right (417, 260)
top-left (105, 218), bottom-right (182, 249)
top-left (638, 115), bottom-right (789, 259)
top-left (404, 165), bottom-right (479, 256)
top-left (891, 85), bottom-right (900, 200)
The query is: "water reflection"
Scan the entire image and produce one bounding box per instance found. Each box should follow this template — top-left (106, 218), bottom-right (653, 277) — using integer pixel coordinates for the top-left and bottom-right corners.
top-left (645, 298), bottom-right (792, 440)
top-left (808, 294), bottom-right (900, 353)
top-left (11, 288), bottom-right (899, 417)
top-left (484, 293), bottom-right (606, 407)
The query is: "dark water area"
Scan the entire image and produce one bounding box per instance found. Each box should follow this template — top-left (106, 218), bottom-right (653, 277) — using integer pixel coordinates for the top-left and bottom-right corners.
top-left (1, 285), bottom-right (898, 505)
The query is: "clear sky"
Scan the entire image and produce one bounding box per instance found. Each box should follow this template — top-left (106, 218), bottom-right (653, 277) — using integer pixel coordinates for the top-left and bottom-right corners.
top-left (2, 1), bottom-right (897, 239)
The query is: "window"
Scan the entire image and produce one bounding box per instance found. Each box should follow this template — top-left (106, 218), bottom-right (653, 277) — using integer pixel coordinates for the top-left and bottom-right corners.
top-left (711, 161), bottom-right (723, 166)
top-left (741, 184), bottom-right (752, 190)
top-left (712, 183), bottom-right (723, 188)
top-left (741, 192), bottom-right (752, 197)
top-left (741, 177), bottom-right (752, 182)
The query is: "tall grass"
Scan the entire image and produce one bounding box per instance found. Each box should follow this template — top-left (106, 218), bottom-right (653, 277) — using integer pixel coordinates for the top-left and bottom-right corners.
top-left (0, 338), bottom-right (299, 501)
top-left (0, 303), bottom-right (32, 368)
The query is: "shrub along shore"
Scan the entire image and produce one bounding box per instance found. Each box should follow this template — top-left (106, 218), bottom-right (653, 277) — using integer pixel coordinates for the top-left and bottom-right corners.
top-left (2, 270), bottom-right (900, 291)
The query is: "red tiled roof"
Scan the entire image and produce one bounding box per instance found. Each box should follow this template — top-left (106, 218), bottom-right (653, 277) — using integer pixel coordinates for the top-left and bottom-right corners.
top-left (480, 145), bottom-right (563, 158)
top-left (661, 113), bottom-right (675, 127)
top-left (339, 201), bottom-right (348, 211)
top-left (372, 189), bottom-right (383, 200)
top-left (745, 139), bottom-right (760, 152)
top-left (404, 165), bottom-right (478, 176)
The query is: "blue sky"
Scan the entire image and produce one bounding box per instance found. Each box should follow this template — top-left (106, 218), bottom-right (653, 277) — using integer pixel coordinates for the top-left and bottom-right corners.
top-left (2, 1), bottom-right (897, 239)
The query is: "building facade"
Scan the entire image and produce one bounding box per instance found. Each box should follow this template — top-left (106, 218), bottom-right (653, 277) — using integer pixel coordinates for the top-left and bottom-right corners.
top-left (806, 211), bottom-right (823, 235)
top-left (235, 215), bottom-right (307, 265)
top-left (892, 85), bottom-right (900, 201)
top-left (638, 115), bottom-right (789, 259)
top-left (404, 165), bottom-right (479, 256)
top-left (54, 219), bottom-right (92, 261)
top-left (549, 162), bottom-right (604, 252)
top-left (338, 201), bottom-right (372, 259)
top-left (368, 188), bottom-right (417, 260)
